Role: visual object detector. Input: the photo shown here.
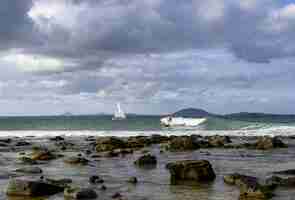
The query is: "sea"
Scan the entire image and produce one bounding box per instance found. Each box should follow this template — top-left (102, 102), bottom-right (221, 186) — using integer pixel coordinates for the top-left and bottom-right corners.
top-left (0, 115), bottom-right (295, 138)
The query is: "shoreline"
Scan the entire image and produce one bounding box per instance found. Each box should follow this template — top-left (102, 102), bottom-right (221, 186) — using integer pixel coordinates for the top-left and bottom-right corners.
top-left (0, 127), bottom-right (294, 138)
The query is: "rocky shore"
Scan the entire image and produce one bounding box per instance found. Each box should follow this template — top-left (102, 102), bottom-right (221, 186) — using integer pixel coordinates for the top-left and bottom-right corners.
top-left (0, 134), bottom-right (295, 199)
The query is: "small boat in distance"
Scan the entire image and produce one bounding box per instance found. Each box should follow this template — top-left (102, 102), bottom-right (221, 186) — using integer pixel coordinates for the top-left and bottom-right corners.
top-left (160, 116), bottom-right (207, 127)
top-left (112, 103), bottom-right (126, 120)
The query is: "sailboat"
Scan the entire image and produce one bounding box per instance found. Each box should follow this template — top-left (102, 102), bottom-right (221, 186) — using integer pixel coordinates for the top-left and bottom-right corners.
top-left (112, 103), bottom-right (126, 120)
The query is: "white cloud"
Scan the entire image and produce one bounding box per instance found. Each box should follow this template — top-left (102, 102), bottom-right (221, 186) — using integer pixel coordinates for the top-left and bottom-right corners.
top-left (2, 52), bottom-right (75, 72)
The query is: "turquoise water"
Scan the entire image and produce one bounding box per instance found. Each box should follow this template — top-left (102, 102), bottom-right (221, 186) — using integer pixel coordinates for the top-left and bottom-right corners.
top-left (0, 115), bottom-right (294, 131)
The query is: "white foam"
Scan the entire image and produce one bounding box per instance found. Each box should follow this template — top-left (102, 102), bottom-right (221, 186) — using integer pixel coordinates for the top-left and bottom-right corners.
top-left (0, 125), bottom-right (295, 138)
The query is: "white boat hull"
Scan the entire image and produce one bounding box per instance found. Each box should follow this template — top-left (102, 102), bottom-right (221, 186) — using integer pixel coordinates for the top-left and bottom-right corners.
top-left (160, 117), bottom-right (207, 127)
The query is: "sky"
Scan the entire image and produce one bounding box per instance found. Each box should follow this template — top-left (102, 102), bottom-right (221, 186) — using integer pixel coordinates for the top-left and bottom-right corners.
top-left (1, 0), bottom-right (295, 116)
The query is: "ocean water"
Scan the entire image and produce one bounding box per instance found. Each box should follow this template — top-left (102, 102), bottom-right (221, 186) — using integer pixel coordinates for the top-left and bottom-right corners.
top-left (0, 115), bottom-right (295, 137)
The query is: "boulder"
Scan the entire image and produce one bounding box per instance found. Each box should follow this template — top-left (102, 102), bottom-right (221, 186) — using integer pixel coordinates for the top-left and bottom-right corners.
top-left (6, 178), bottom-right (64, 196)
top-left (126, 136), bottom-right (148, 148)
top-left (45, 178), bottom-right (72, 188)
top-left (64, 156), bottom-right (89, 165)
top-left (166, 160), bottom-right (216, 185)
top-left (253, 136), bottom-right (287, 150)
top-left (168, 136), bottom-right (199, 151)
top-left (207, 135), bottom-right (232, 147)
top-left (0, 138), bottom-right (12, 143)
top-left (224, 173), bottom-right (275, 200)
top-left (134, 154), bottom-right (157, 167)
top-left (95, 137), bottom-right (126, 152)
top-left (14, 167), bottom-right (42, 174)
top-left (30, 149), bottom-right (59, 161)
top-left (49, 136), bottom-right (65, 141)
top-left (64, 187), bottom-right (97, 199)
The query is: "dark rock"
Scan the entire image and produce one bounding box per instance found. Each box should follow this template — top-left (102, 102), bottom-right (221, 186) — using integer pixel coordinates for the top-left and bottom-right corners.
top-left (168, 136), bottom-right (199, 151)
top-left (64, 187), bottom-right (97, 199)
top-left (96, 137), bottom-right (126, 152)
top-left (15, 141), bottom-right (31, 146)
top-left (252, 136), bottom-right (287, 150)
top-left (64, 156), bottom-right (89, 165)
top-left (49, 136), bottom-right (64, 141)
top-left (150, 134), bottom-right (169, 144)
top-left (100, 185), bottom-right (107, 190)
top-left (0, 142), bottom-right (9, 147)
top-left (89, 175), bottom-right (104, 184)
top-left (85, 136), bottom-right (96, 142)
top-left (6, 178), bottom-right (64, 196)
top-left (166, 160), bottom-right (216, 185)
top-left (126, 136), bottom-right (148, 148)
top-left (30, 148), bottom-right (59, 161)
top-left (15, 167), bottom-right (42, 174)
top-left (85, 150), bottom-right (92, 155)
top-left (266, 176), bottom-right (295, 187)
top-left (134, 154), bottom-right (157, 167)
top-left (18, 157), bottom-right (38, 165)
top-left (273, 169), bottom-right (295, 175)
top-left (0, 138), bottom-right (12, 143)
top-left (45, 178), bottom-right (72, 188)
top-left (127, 177), bottom-right (138, 184)
top-left (223, 173), bottom-right (275, 200)
top-left (207, 135), bottom-right (232, 147)
top-left (112, 192), bottom-right (122, 199)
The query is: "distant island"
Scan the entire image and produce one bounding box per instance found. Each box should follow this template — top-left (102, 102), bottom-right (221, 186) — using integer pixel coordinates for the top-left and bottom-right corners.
top-left (173, 108), bottom-right (213, 118)
top-left (172, 108), bottom-right (295, 123)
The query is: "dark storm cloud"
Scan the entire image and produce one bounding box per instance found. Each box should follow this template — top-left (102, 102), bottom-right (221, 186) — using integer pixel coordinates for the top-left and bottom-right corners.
top-left (0, 0), bottom-right (39, 50)
top-left (2, 0), bottom-right (295, 64)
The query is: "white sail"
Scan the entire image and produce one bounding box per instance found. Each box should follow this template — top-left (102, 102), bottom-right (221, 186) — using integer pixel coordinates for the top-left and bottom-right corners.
top-left (113, 103), bottom-right (126, 120)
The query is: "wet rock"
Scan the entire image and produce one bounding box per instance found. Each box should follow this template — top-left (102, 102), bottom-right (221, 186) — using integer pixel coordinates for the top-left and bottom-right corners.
top-left (0, 138), bottom-right (12, 143)
top-left (49, 136), bottom-right (64, 141)
top-left (64, 156), bottom-right (89, 165)
top-left (126, 136), bottom-right (148, 148)
top-left (6, 178), bottom-right (64, 196)
top-left (85, 149), bottom-right (92, 155)
top-left (64, 187), bottom-right (97, 199)
top-left (166, 160), bottom-right (216, 185)
top-left (0, 142), bottom-right (9, 147)
top-left (30, 148), bottom-right (59, 161)
top-left (95, 137), bottom-right (126, 152)
top-left (134, 154), bottom-right (157, 167)
top-left (223, 173), bottom-right (275, 200)
top-left (127, 177), bottom-right (138, 184)
top-left (18, 157), bottom-right (38, 165)
top-left (15, 141), bottom-right (31, 146)
top-left (149, 134), bottom-right (169, 144)
top-left (55, 141), bottom-right (75, 149)
top-left (14, 166), bottom-right (42, 174)
top-left (273, 169), bottom-right (295, 175)
top-left (167, 136), bottom-right (199, 151)
top-left (45, 178), bottom-right (72, 188)
top-left (89, 175), bottom-right (104, 184)
top-left (100, 185), bottom-right (107, 190)
top-left (207, 135), bottom-right (232, 147)
top-left (85, 136), bottom-right (96, 142)
top-left (252, 136), bottom-right (287, 150)
top-left (266, 176), bottom-right (295, 187)
top-left (112, 192), bottom-right (123, 199)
